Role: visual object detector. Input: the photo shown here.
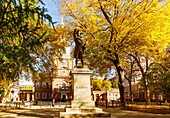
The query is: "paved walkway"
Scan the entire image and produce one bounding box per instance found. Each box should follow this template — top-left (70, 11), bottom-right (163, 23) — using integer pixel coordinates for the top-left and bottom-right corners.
top-left (0, 105), bottom-right (170, 118)
top-left (104, 108), bottom-right (170, 118)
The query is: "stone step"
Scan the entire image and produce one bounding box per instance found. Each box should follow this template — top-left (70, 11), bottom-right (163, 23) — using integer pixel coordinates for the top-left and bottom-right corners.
top-left (66, 108), bottom-right (103, 113)
top-left (59, 111), bottom-right (111, 118)
top-left (71, 100), bottom-right (95, 108)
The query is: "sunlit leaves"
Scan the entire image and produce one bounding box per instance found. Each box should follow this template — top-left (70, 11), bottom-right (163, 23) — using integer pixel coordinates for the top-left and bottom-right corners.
top-left (92, 79), bottom-right (112, 91)
top-left (60, 0), bottom-right (169, 105)
top-left (60, 0), bottom-right (169, 74)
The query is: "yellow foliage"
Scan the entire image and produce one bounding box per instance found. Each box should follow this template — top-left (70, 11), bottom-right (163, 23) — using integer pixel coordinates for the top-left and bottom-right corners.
top-left (92, 79), bottom-right (112, 91)
top-left (60, 0), bottom-right (170, 74)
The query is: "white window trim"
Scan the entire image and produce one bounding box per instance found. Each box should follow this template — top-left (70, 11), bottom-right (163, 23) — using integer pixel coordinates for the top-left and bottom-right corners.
top-left (35, 82), bottom-right (40, 87)
top-left (49, 93), bottom-right (53, 99)
top-left (42, 82), bottom-right (46, 88)
top-left (61, 61), bottom-right (66, 67)
top-left (42, 93), bottom-right (47, 99)
top-left (36, 93), bottom-right (40, 99)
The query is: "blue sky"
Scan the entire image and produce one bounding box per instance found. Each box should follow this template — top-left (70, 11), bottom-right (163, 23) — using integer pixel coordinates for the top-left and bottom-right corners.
top-left (41, 0), bottom-right (62, 24)
top-left (20, 0), bottom-right (62, 85)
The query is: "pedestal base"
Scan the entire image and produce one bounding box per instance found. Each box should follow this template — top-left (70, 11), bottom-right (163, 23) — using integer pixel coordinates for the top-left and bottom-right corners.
top-left (66, 108), bottom-right (103, 112)
top-left (71, 100), bottom-right (95, 108)
top-left (58, 66), bottom-right (111, 117)
top-left (60, 107), bottom-right (111, 118)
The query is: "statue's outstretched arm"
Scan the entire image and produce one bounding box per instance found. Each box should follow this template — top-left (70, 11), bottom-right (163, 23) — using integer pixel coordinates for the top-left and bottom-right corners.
top-left (73, 29), bottom-right (76, 41)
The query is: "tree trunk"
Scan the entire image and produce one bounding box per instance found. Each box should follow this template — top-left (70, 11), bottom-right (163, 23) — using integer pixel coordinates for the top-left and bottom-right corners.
top-left (114, 63), bottom-right (126, 107)
top-left (108, 52), bottom-right (125, 107)
top-left (143, 75), bottom-right (150, 104)
top-left (129, 80), bottom-right (134, 103)
top-left (2, 82), bottom-right (15, 103)
top-left (129, 53), bottom-right (150, 105)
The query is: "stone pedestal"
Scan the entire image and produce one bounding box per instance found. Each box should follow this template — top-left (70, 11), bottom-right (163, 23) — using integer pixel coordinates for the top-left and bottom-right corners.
top-left (59, 66), bottom-right (111, 118)
top-left (71, 66), bottom-right (95, 108)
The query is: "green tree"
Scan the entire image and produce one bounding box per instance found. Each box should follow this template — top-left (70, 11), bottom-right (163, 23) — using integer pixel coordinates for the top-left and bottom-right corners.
top-left (111, 80), bottom-right (118, 88)
top-left (33, 24), bottom-right (70, 83)
top-left (0, 0), bottom-right (67, 103)
top-left (147, 54), bottom-right (170, 101)
top-left (160, 73), bottom-right (170, 100)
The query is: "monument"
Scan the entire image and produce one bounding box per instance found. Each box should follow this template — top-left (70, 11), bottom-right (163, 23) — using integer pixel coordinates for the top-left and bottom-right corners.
top-left (71, 66), bottom-right (95, 108)
top-left (73, 29), bottom-right (86, 67)
top-left (59, 29), bottom-right (110, 117)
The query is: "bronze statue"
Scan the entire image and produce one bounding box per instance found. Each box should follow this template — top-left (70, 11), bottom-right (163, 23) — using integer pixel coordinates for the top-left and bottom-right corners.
top-left (73, 29), bottom-right (86, 66)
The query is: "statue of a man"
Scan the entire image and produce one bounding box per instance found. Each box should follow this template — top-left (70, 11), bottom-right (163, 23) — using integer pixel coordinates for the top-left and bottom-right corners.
top-left (73, 29), bottom-right (86, 66)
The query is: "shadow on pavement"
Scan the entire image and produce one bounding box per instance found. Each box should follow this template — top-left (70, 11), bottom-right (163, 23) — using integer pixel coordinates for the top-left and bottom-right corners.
top-left (103, 108), bottom-right (170, 118)
top-left (0, 108), bottom-right (65, 118)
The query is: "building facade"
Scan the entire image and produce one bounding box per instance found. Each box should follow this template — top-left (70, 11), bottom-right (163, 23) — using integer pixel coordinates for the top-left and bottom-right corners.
top-left (93, 88), bottom-right (120, 102)
top-left (107, 88), bottom-right (120, 102)
top-left (34, 47), bottom-right (74, 102)
top-left (124, 60), bottom-right (166, 102)
top-left (7, 82), bottom-right (20, 102)
top-left (6, 82), bottom-right (34, 102)
top-left (18, 85), bottom-right (33, 101)
top-left (34, 81), bottom-right (52, 101)
top-left (52, 47), bottom-right (74, 102)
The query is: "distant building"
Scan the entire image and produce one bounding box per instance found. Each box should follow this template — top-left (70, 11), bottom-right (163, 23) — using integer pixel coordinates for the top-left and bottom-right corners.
top-left (34, 81), bottom-right (52, 101)
top-left (52, 46), bottom-right (74, 102)
top-left (6, 82), bottom-right (33, 102)
top-left (93, 91), bottom-right (105, 101)
top-left (107, 88), bottom-right (120, 102)
top-left (93, 88), bottom-right (120, 102)
top-left (34, 46), bottom-right (74, 102)
top-left (124, 71), bottom-right (141, 101)
top-left (18, 85), bottom-right (33, 101)
top-left (124, 60), bottom-right (166, 102)
top-left (7, 82), bottom-right (20, 102)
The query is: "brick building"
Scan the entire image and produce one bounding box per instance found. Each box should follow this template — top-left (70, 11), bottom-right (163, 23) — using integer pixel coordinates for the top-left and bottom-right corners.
top-left (52, 46), bottom-right (74, 102)
top-left (34, 81), bottom-right (52, 101)
top-left (34, 46), bottom-right (74, 102)
top-left (124, 62), bottom-right (165, 102)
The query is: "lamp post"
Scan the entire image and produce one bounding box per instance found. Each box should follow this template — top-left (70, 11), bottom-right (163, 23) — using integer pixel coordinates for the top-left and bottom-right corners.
top-left (125, 91), bottom-right (129, 107)
top-left (105, 91), bottom-right (107, 108)
top-left (115, 94), bottom-right (117, 107)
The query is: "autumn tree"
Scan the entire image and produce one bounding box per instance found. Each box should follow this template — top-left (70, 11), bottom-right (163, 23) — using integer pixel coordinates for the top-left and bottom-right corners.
top-left (92, 79), bottom-right (111, 91)
top-left (127, 4), bottom-right (170, 104)
top-left (60, 0), bottom-right (169, 106)
top-left (127, 45), bottom-right (169, 104)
